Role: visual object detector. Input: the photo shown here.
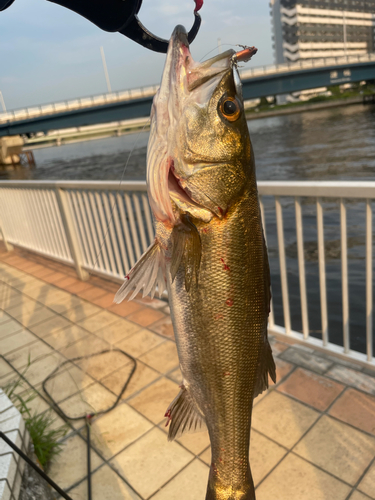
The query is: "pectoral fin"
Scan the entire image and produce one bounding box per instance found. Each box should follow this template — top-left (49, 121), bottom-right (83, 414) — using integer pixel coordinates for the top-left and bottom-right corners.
top-left (114, 239), bottom-right (167, 302)
top-left (165, 384), bottom-right (207, 441)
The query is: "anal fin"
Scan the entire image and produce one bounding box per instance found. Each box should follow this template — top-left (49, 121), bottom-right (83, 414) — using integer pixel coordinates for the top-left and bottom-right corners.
top-left (165, 384), bottom-right (206, 441)
top-left (114, 239), bottom-right (167, 303)
top-left (253, 341), bottom-right (276, 399)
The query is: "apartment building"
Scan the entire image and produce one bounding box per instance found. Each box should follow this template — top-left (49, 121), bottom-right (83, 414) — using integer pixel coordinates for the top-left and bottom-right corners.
top-left (270, 0), bottom-right (375, 63)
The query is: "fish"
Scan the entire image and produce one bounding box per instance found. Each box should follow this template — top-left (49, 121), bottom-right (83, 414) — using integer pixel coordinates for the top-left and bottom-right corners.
top-left (115, 25), bottom-right (276, 500)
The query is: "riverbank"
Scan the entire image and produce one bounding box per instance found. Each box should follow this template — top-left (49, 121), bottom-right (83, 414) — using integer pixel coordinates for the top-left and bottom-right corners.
top-left (245, 96), bottom-right (370, 120)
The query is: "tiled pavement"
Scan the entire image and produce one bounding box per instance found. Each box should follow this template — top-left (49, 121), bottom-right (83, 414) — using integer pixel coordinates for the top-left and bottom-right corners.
top-left (0, 246), bottom-right (375, 500)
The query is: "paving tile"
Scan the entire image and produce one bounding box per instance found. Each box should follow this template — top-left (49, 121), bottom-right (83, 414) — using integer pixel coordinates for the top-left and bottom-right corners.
top-left (199, 446), bottom-right (211, 465)
top-left (107, 300), bottom-right (144, 318)
top-left (77, 310), bottom-right (120, 332)
top-left (76, 350), bottom-right (132, 381)
top-left (63, 280), bottom-right (95, 294)
top-left (280, 347), bottom-right (333, 374)
top-left (76, 286), bottom-right (107, 302)
top-left (60, 335), bottom-right (110, 359)
top-left (167, 367), bottom-right (182, 385)
top-left (250, 430), bottom-right (287, 486)
top-left (0, 290), bottom-right (24, 309)
top-left (273, 357), bottom-right (293, 384)
top-left (69, 464), bottom-right (141, 500)
top-left (0, 357), bottom-right (13, 381)
top-left (3, 296), bottom-right (41, 314)
top-left (43, 324), bottom-right (91, 350)
top-left (0, 329), bottom-right (39, 356)
top-left (151, 458), bottom-right (209, 500)
top-left (102, 361), bottom-right (160, 400)
top-left (358, 460), bottom-right (375, 498)
top-left (30, 267), bottom-right (55, 279)
top-left (14, 391), bottom-right (51, 416)
top-left (277, 367), bottom-right (344, 411)
top-left (255, 453), bottom-right (351, 500)
top-left (139, 340), bottom-right (179, 374)
top-left (269, 339), bottom-right (289, 357)
top-left (350, 491), bottom-right (373, 500)
top-left (126, 307), bottom-right (165, 327)
top-left (128, 377), bottom-right (179, 425)
top-left (94, 319), bottom-right (141, 345)
top-left (252, 391), bottom-right (320, 448)
top-left (4, 339), bottom-right (54, 370)
top-left (42, 271), bottom-right (68, 284)
top-left (58, 382), bottom-right (117, 419)
top-left (28, 315), bottom-right (72, 338)
top-left (294, 415), bottom-right (375, 485)
top-left (0, 319), bottom-right (24, 338)
top-left (54, 276), bottom-right (81, 289)
top-left (134, 296), bottom-right (167, 310)
top-left (8, 304), bottom-right (56, 328)
top-left (173, 429), bottom-right (211, 456)
top-left (149, 316), bottom-right (175, 340)
top-left (89, 292), bottom-right (118, 309)
top-left (0, 311), bottom-right (12, 324)
top-left (115, 328), bottom-right (165, 357)
top-left (329, 389), bottom-right (375, 436)
top-left (61, 302), bottom-right (102, 322)
top-left (15, 353), bottom-right (65, 387)
top-left (88, 402), bottom-right (153, 460)
top-left (44, 365), bottom-right (96, 403)
top-left (327, 365), bottom-right (375, 396)
top-left (48, 434), bottom-right (102, 490)
top-left (110, 427), bottom-right (193, 499)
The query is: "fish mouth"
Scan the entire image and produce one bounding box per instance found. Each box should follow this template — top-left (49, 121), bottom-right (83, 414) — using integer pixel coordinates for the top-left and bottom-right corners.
top-left (146, 25), bottom-right (235, 225)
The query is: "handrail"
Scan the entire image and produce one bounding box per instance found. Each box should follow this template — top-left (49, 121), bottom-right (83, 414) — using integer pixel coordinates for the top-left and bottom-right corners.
top-left (0, 179), bottom-right (373, 366)
top-left (1, 179), bottom-right (375, 196)
top-left (0, 52), bottom-right (374, 124)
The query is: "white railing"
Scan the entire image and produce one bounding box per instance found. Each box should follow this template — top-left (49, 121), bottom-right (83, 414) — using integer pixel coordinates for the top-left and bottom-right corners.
top-left (0, 180), bottom-right (373, 366)
top-left (1, 52), bottom-right (374, 125)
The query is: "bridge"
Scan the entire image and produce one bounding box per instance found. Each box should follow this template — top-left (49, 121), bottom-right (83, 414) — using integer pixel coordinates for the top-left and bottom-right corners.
top-left (0, 52), bottom-right (374, 138)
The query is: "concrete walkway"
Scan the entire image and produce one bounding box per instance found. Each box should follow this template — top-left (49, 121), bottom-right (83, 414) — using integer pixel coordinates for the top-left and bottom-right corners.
top-left (0, 245), bottom-right (375, 500)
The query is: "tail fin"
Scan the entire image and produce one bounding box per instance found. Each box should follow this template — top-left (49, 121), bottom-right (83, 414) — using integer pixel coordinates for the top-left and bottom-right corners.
top-left (114, 239), bottom-right (167, 303)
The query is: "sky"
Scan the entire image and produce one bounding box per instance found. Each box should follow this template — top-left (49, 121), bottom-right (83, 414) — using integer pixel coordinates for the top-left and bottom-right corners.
top-left (0, 0), bottom-right (273, 110)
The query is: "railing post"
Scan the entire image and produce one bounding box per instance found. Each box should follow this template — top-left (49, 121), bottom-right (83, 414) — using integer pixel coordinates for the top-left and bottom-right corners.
top-left (55, 187), bottom-right (89, 281)
top-left (0, 214), bottom-right (13, 252)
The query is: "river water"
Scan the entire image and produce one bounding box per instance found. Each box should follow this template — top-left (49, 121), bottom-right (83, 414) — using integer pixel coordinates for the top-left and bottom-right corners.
top-left (1, 103), bottom-right (375, 353)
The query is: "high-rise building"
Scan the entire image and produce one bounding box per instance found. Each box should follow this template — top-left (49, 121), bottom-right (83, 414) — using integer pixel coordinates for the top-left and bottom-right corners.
top-left (270, 0), bottom-right (375, 64)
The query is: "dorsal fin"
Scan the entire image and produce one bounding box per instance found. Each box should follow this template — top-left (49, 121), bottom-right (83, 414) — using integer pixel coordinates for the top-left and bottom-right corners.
top-left (165, 385), bottom-right (207, 441)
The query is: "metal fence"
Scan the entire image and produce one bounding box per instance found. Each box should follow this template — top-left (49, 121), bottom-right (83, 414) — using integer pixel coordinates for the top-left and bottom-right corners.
top-left (0, 180), bottom-right (373, 367)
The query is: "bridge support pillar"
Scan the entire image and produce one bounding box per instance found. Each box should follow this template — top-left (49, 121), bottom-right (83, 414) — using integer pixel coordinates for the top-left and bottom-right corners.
top-left (0, 136), bottom-right (24, 165)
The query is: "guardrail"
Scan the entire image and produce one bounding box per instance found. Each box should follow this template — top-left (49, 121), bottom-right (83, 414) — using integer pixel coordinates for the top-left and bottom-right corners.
top-left (1, 52), bottom-right (374, 125)
top-left (0, 180), bottom-right (373, 367)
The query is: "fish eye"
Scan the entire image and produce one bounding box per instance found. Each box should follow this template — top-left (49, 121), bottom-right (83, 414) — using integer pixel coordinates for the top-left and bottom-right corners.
top-left (220, 97), bottom-right (241, 122)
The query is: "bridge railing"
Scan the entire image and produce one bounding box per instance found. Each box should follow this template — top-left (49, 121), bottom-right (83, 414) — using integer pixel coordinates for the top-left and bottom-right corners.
top-left (1, 52), bottom-right (374, 125)
top-left (240, 51), bottom-right (375, 79)
top-left (0, 84), bottom-right (159, 125)
top-left (0, 180), bottom-right (373, 367)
